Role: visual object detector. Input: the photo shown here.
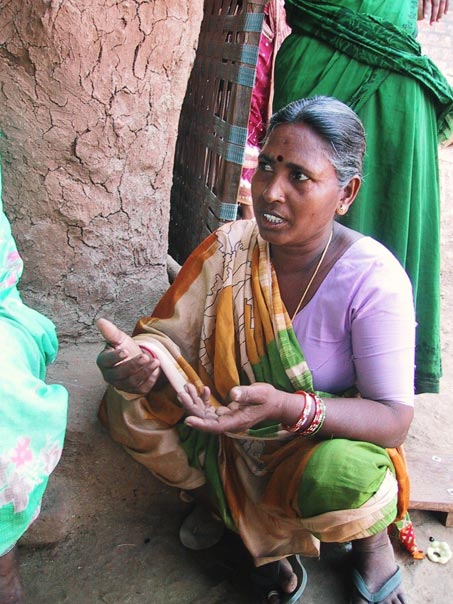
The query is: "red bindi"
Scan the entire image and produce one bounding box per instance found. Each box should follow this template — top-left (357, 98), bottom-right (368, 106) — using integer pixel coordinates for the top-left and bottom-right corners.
top-left (277, 155), bottom-right (283, 162)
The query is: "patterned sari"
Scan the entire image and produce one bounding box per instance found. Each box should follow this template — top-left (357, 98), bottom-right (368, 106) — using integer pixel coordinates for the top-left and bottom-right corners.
top-left (0, 165), bottom-right (68, 555)
top-left (99, 220), bottom-right (414, 564)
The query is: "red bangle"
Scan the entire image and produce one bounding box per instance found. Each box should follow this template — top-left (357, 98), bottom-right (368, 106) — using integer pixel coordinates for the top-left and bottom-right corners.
top-left (139, 344), bottom-right (157, 359)
top-left (282, 391), bottom-right (312, 432)
top-left (299, 396), bottom-right (326, 437)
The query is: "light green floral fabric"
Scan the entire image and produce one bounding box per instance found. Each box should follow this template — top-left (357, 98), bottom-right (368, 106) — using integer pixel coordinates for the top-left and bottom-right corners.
top-left (0, 163), bottom-right (68, 555)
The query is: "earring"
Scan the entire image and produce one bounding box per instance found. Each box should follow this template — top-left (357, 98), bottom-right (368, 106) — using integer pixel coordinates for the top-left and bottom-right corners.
top-left (337, 204), bottom-right (347, 215)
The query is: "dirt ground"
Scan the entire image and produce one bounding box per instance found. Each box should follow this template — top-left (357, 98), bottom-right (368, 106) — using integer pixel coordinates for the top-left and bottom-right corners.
top-left (15, 17), bottom-right (453, 604)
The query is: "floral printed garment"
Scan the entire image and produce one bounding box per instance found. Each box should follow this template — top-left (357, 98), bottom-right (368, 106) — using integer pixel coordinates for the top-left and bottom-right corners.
top-left (0, 166), bottom-right (68, 554)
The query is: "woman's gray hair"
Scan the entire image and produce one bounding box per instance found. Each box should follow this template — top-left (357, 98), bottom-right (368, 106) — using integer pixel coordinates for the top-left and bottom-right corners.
top-left (266, 96), bottom-right (366, 186)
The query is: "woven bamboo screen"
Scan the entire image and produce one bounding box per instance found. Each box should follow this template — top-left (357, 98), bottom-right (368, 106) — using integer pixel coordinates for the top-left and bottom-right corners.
top-left (169, 0), bottom-right (267, 264)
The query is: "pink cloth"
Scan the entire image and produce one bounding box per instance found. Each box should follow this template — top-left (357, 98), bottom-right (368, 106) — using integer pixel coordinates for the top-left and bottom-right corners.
top-left (238, 1), bottom-right (291, 207)
top-left (292, 237), bottom-right (416, 406)
top-left (248, 20), bottom-right (274, 148)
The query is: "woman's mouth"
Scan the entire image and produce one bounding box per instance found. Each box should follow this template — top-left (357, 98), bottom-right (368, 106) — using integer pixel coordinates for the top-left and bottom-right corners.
top-left (263, 212), bottom-right (284, 225)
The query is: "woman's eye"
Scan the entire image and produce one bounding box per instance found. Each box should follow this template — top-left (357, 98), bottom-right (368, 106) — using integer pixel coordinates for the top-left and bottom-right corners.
top-left (258, 160), bottom-right (273, 172)
top-left (293, 171), bottom-right (308, 182)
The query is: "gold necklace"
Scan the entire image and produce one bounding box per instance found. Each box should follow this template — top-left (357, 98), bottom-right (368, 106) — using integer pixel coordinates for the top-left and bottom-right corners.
top-left (291, 229), bottom-right (333, 321)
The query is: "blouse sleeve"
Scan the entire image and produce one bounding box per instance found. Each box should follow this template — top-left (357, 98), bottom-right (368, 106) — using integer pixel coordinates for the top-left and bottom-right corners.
top-left (351, 251), bottom-right (416, 406)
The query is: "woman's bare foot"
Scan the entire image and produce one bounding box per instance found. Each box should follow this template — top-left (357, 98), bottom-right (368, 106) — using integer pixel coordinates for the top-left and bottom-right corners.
top-left (255, 557), bottom-right (298, 604)
top-left (0, 546), bottom-right (25, 604)
top-left (351, 531), bottom-right (406, 604)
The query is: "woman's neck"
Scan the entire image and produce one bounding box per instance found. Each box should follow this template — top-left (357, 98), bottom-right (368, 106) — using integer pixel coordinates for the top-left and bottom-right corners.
top-left (270, 226), bottom-right (336, 276)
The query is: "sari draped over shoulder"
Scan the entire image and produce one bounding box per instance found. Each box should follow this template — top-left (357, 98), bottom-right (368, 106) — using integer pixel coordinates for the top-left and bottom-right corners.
top-left (99, 220), bottom-right (412, 564)
top-left (274, 0), bottom-right (453, 394)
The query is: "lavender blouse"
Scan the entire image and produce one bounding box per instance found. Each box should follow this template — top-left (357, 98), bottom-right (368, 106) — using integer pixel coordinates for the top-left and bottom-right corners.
top-left (292, 237), bottom-right (416, 406)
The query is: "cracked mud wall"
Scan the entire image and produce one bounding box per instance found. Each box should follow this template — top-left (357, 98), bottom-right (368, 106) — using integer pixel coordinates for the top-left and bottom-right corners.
top-left (0, 0), bottom-right (202, 340)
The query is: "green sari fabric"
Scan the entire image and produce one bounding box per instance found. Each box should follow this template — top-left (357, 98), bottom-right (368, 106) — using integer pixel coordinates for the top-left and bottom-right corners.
top-left (274, 0), bottom-right (453, 393)
top-left (298, 439), bottom-right (395, 517)
top-left (0, 163), bottom-right (68, 554)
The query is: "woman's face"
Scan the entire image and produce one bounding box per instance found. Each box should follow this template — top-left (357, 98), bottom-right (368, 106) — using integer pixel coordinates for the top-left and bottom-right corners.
top-left (251, 122), bottom-right (354, 250)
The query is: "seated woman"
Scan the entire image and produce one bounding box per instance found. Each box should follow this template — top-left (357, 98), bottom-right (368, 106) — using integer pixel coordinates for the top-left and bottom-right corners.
top-left (97, 96), bottom-right (416, 604)
top-left (0, 189), bottom-right (68, 603)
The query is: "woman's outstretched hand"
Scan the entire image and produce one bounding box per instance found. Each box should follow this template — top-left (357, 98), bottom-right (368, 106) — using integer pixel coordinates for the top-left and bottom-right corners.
top-left (96, 318), bottom-right (161, 394)
top-left (178, 382), bottom-right (300, 434)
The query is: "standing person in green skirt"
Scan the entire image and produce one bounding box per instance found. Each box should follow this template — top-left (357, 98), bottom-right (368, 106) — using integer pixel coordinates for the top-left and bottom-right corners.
top-left (274, 0), bottom-right (453, 394)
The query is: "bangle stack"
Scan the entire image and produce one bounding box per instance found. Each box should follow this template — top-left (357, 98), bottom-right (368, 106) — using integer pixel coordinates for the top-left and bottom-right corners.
top-left (282, 392), bottom-right (313, 433)
top-left (282, 391), bottom-right (326, 437)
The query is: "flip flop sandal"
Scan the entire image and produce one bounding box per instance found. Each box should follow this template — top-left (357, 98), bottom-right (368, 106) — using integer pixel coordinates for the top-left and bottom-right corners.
top-left (351, 565), bottom-right (402, 603)
top-left (179, 504), bottom-right (225, 550)
top-left (252, 555), bottom-right (308, 604)
top-left (285, 556), bottom-right (308, 604)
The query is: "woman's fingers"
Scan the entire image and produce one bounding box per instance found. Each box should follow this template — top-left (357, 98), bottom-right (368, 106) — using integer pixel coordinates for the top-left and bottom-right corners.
top-left (184, 407), bottom-right (251, 433)
top-left (97, 318), bottom-right (128, 348)
top-left (181, 383), bottom-right (211, 407)
top-left (229, 383), bottom-right (283, 418)
top-left (229, 383), bottom-right (272, 405)
top-left (184, 416), bottom-right (224, 432)
top-left (430, 0), bottom-right (441, 22)
top-left (177, 384), bottom-right (217, 419)
top-left (216, 403), bottom-right (239, 416)
top-left (97, 347), bottom-right (128, 369)
top-left (123, 364), bottom-right (161, 394)
top-left (437, 0), bottom-right (449, 19)
top-left (424, 0), bottom-right (449, 23)
top-left (98, 347), bottom-right (153, 375)
top-left (97, 340), bottom-right (162, 393)
top-left (96, 317), bottom-right (163, 394)
top-left (105, 359), bottom-right (160, 392)
top-left (96, 317), bottom-right (142, 359)
top-left (184, 395), bottom-right (263, 433)
top-left (180, 382), bottom-right (282, 433)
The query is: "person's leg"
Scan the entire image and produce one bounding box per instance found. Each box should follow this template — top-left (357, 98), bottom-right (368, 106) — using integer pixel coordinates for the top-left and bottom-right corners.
top-left (182, 487), bottom-right (302, 602)
top-left (252, 556), bottom-right (310, 604)
top-left (0, 546), bottom-right (25, 604)
top-left (179, 484), bottom-right (226, 550)
top-left (294, 439), bottom-right (406, 603)
top-left (253, 557), bottom-right (298, 604)
top-left (351, 530), bottom-right (406, 604)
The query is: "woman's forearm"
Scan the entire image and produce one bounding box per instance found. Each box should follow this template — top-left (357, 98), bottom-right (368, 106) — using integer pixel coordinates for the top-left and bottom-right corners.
top-left (316, 397), bottom-right (414, 448)
top-left (280, 392), bottom-right (413, 448)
